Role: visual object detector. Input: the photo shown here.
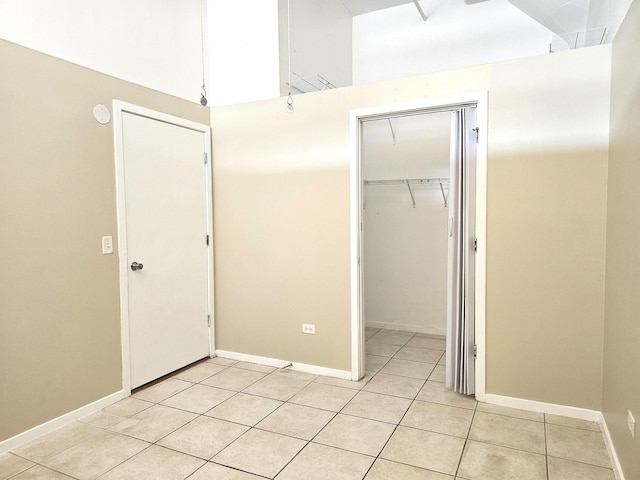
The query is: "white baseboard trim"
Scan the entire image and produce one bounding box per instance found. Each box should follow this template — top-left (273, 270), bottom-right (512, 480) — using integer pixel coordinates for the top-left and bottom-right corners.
top-left (485, 393), bottom-right (626, 479)
top-left (599, 412), bottom-right (626, 480)
top-left (366, 321), bottom-right (446, 336)
top-left (215, 350), bottom-right (352, 380)
top-left (484, 393), bottom-right (601, 421)
top-left (0, 390), bottom-right (125, 454)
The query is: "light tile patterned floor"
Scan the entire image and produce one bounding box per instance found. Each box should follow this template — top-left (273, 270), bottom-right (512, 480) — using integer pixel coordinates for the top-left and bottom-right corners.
top-left (2, 327), bottom-right (615, 479)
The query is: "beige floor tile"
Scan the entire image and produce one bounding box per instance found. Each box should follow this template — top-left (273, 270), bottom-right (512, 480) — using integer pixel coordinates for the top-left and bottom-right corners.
top-left (132, 378), bottom-right (193, 403)
top-left (413, 333), bottom-right (446, 339)
top-left (110, 404), bottom-right (197, 443)
top-left (202, 368), bottom-right (266, 391)
top-left (10, 465), bottom-right (76, 480)
top-left (402, 401), bottom-right (474, 438)
top-left (256, 403), bottom-right (335, 440)
top-left (365, 342), bottom-right (402, 357)
top-left (369, 330), bottom-right (414, 346)
top-left (363, 373), bottom-right (425, 399)
top-left (232, 361), bottom-right (277, 374)
top-left (161, 384), bottom-right (235, 414)
top-left (202, 367), bottom-right (266, 392)
top-left (547, 456), bottom-right (615, 480)
top-left (365, 458), bottom-right (453, 480)
top-left (469, 412), bottom-right (546, 454)
top-left (475, 402), bottom-right (544, 422)
top-left (428, 365), bottom-right (446, 383)
top-left (12, 421), bottom-right (103, 463)
top-left (158, 416), bottom-right (248, 459)
top-left (43, 430), bottom-right (148, 480)
top-left (205, 357), bottom-right (237, 366)
top-left (381, 426), bottom-right (465, 476)
top-left (313, 414), bottom-right (395, 456)
top-left (272, 369), bottom-right (319, 382)
top-left (342, 391), bottom-right (412, 424)
top-left (204, 393), bottom-right (282, 426)
top-left (457, 440), bottom-right (546, 480)
top-left (173, 362), bottom-right (227, 383)
top-left (103, 397), bottom-right (153, 418)
top-left (212, 429), bottom-right (306, 478)
top-left (406, 337), bottom-right (446, 350)
top-left (438, 355), bottom-right (446, 365)
top-left (288, 382), bottom-right (357, 411)
top-left (365, 327), bottom-right (381, 339)
top-left (188, 462), bottom-right (265, 480)
top-left (380, 359), bottom-right (435, 380)
top-left (314, 375), bottom-right (369, 390)
top-left (546, 424), bottom-right (611, 468)
top-left (275, 443), bottom-right (374, 480)
top-left (365, 355), bottom-right (390, 373)
top-left (79, 411), bottom-right (126, 428)
top-left (242, 374), bottom-right (310, 401)
top-left (545, 414), bottom-right (600, 432)
top-left (394, 346), bottom-right (444, 364)
top-left (416, 381), bottom-right (477, 410)
top-left (0, 453), bottom-right (34, 480)
top-left (98, 445), bottom-right (204, 479)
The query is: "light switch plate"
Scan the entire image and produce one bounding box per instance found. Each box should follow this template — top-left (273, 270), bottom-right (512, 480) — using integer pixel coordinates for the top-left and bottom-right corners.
top-left (101, 236), bottom-right (113, 255)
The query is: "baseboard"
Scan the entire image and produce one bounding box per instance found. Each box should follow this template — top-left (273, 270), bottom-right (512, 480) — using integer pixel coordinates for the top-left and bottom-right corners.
top-left (215, 350), bottom-right (352, 380)
top-left (484, 393), bottom-right (626, 479)
top-left (599, 412), bottom-right (626, 480)
top-left (484, 393), bottom-right (601, 421)
top-left (0, 390), bottom-right (125, 454)
top-left (366, 320), bottom-right (446, 337)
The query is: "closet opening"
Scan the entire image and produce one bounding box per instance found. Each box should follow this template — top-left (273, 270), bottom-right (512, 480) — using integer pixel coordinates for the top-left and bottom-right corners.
top-left (349, 94), bottom-right (487, 400)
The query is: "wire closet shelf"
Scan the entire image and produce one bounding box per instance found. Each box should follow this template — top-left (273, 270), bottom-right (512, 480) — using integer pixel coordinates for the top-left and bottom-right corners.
top-left (363, 177), bottom-right (449, 208)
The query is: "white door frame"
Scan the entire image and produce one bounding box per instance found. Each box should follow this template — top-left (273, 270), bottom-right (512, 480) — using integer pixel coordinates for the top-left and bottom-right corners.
top-left (349, 92), bottom-right (488, 401)
top-left (113, 100), bottom-right (214, 395)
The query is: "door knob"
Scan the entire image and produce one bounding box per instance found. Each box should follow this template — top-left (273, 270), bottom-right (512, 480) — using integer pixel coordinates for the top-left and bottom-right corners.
top-left (131, 261), bottom-right (144, 271)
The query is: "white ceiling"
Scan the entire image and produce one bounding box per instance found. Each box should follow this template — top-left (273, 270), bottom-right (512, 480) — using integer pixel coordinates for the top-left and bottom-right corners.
top-left (339, 0), bottom-right (414, 16)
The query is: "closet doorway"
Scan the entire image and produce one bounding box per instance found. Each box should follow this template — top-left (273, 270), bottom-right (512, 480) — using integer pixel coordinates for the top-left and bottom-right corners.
top-left (349, 94), bottom-right (487, 400)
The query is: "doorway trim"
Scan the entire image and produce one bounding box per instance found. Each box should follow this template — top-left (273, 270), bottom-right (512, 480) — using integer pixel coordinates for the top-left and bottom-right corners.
top-left (349, 92), bottom-right (488, 401)
top-left (113, 100), bottom-right (214, 395)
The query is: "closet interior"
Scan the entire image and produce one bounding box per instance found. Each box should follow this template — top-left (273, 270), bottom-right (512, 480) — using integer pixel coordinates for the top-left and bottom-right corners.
top-left (361, 111), bottom-right (452, 347)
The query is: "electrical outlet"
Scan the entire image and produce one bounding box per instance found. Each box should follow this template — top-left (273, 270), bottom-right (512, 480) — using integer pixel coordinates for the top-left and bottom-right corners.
top-left (101, 236), bottom-right (113, 255)
top-left (628, 410), bottom-right (636, 438)
top-left (302, 324), bottom-right (315, 335)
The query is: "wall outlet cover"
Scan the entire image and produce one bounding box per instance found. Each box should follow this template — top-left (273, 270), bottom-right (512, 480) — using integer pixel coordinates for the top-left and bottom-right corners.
top-left (302, 324), bottom-right (315, 334)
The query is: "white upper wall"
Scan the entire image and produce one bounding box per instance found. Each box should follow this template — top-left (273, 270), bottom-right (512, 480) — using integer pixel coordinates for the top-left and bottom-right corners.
top-left (278, 0), bottom-right (352, 97)
top-left (0, 0), bottom-right (206, 103)
top-left (209, 0), bottom-right (280, 106)
top-left (353, 0), bottom-right (553, 85)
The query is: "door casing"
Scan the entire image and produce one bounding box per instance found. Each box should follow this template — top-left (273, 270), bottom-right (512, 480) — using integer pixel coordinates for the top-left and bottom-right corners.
top-left (349, 92), bottom-right (488, 402)
top-left (113, 100), bottom-right (214, 395)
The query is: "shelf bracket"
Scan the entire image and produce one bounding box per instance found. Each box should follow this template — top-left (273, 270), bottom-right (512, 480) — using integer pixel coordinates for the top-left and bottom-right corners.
top-left (413, 0), bottom-right (428, 21)
top-left (387, 118), bottom-right (396, 142)
top-left (439, 179), bottom-right (448, 208)
top-left (407, 181), bottom-right (416, 208)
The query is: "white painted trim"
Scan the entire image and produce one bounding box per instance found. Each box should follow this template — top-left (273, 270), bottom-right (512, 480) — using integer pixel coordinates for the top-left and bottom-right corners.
top-left (0, 390), bottom-right (124, 454)
top-left (365, 321), bottom-right (446, 337)
top-left (215, 350), bottom-right (352, 380)
top-left (349, 92), bottom-right (488, 396)
top-left (599, 412), bottom-right (626, 480)
top-left (484, 393), bottom-right (601, 421)
top-left (112, 100), bottom-right (213, 395)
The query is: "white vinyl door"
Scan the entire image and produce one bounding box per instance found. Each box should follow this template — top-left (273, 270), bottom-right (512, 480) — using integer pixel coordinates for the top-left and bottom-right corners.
top-left (122, 112), bottom-right (210, 389)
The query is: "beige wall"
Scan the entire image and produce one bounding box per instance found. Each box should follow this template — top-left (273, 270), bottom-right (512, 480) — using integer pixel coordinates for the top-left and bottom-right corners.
top-left (211, 45), bottom-right (611, 409)
top-left (603, 0), bottom-right (640, 477)
top-left (0, 39), bottom-right (209, 442)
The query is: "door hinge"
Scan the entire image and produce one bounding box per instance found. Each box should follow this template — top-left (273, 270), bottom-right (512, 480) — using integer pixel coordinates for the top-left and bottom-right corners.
top-left (473, 345), bottom-right (477, 358)
top-left (207, 315), bottom-right (211, 327)
top-left (473, 238), bottom-right (478, 252)
top-left (472, 127), bottom-right (479, 143)
top-left (203, 152), bottom-right (208, 165)
top-left (206, 234), bottom-right (210, 246)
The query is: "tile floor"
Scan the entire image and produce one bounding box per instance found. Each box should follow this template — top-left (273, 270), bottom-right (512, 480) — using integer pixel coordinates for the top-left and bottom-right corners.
top-left (2, 327), bottom-right (615, 480)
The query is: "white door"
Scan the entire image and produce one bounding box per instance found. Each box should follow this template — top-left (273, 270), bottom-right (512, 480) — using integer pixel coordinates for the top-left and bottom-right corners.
top-left (121, 110), bottom-right (211, 389)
